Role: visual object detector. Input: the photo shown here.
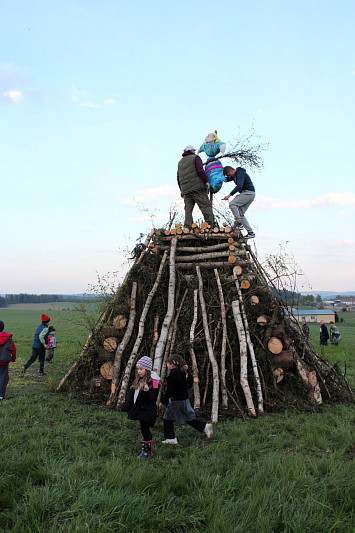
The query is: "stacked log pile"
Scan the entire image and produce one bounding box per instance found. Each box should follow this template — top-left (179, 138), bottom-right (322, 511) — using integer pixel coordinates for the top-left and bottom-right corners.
top-left (57, 224), bottom-right (353, 419)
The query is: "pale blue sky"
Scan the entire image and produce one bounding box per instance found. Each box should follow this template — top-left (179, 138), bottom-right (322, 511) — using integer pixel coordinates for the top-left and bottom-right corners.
top-left (1, 0), bottom-right (354, 293)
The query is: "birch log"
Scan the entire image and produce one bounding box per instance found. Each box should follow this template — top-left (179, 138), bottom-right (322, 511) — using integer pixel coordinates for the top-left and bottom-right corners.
top-left (177, 250), bottom-right (246, 262)
top-left (294, 353), bottom-right (323, 404)
top-left (233, 273), bottom-right (264, 413)
top-left (196, 265), bottom-right (219, 422)
top-left (214, 269), bottom-right (228, 408)
top-left (116, 250), bottom-right (169, 408)
top-left (149, 316), bottom-right (160, 358)
top-left (189, 289), bottom-right (201, 409)
top-left (232, 300), bottom-right (256, 416)
top-left (153, 238), bottom-right (177, 375)
top-left (106, 282), bottom-right (137, 406)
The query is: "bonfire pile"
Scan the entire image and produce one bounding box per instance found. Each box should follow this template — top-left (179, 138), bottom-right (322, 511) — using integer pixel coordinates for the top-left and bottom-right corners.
top-left (57, 224), bottom-right (353, 420)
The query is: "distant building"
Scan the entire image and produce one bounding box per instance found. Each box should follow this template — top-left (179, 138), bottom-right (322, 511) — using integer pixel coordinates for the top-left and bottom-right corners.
top-left (291, 309), bottom-right (335, 323)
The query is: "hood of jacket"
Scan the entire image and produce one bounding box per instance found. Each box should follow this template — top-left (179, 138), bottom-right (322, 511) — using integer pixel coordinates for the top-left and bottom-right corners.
top-left (0, 331), bottom-right (12, 345)
top-left (181, 150), bottom-right (195, 157)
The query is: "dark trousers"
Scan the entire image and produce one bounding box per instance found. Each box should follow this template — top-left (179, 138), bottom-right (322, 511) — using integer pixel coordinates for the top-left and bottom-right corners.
top-left (163, 418), bottom-right (206, 439)
top-left (140, 421), bottom-right (152, 441)
top-left (24, 346), bottom-right (46, 373)
top-left (0, 364), bottom-right (9, 397)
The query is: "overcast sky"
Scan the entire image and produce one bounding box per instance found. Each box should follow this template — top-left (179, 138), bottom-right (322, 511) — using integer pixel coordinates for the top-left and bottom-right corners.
top-left (1, 0), bottom-right (354, 294)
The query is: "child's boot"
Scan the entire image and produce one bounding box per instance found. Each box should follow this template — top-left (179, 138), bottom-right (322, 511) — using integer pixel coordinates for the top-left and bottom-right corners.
top-left (138, 440), bottom-right (152, 460)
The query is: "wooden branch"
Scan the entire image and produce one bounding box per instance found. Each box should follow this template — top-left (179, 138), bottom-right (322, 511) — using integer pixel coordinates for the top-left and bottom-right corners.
top-left (232, 300), bottom-right (256, 416)
top-left (168, 289), bottom-right (189, 356)
top-left (196, 265), bottom-right (219, 422)
top-left (176, 260), bottom-right (248, 269)
top-left (294, 353), bottom-right (323, 404)
top-left (176, 250), bottom-right (246, 262)
top-left (189, 289), bottom-right (201, 409)
top-left (136, 229), bottom-right (155, 265)
top-left (106, 282), bottom-right (137, 406)
top-left (233, 274), bottom-right (263, 413)
top-left (116, 250), bottom-right (169, 409)
top-left (161, 233), bottom-right (240, 241)
top-left (153, 238), bottom-right (178, 375)
top-left (214, 269), bottom-right (228, 408)
top-left (159, 242), bottom-right (241, 253)
top-left (149, 316), bottom-right (160, 358)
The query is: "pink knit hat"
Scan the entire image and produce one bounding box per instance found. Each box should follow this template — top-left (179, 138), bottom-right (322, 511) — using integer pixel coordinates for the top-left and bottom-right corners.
top-left (136, 356), bottom-right (153, 371)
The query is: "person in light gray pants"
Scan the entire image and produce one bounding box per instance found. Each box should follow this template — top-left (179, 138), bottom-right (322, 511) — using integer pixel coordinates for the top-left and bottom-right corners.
top-left (222, 166), bottom-right (256, 237)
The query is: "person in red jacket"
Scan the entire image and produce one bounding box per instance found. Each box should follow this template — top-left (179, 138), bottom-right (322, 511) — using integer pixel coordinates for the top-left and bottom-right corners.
top-left (0, 320), bottom-right (17, 400)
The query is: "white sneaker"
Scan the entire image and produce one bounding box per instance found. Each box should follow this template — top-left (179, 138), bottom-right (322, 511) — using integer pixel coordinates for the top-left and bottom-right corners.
top-left (204, 423), bottom-right (213, 439)
top-left (161, 438), bottom-right (178, 445)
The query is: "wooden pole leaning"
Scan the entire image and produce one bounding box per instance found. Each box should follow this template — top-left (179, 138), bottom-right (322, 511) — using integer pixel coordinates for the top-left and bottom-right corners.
top-left (116, 250), bottom-right (169, 409)
top-left (196, 265), bottom-right (219, 423)
top-left (233, 273), bottom-right (264, 413)
top-left (106, 282), bottom-right (137, 406)
top-left (153, 238), bottom-right (178, 375)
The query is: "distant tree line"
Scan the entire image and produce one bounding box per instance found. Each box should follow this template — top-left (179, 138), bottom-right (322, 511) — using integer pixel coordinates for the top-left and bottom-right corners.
top-left (0, 294), bottom-right (65, 307)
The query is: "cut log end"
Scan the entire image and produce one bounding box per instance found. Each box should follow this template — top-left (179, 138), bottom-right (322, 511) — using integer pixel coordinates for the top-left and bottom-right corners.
top-left (257, 316), bottom-right (268, 326)
top-left (112, 315), bottom-right (127, 330)
top-left (103, 337), bottom-right (118, 352)
top-left (268, 337), bottom-right (283, 355)
top-left (233, 265), bottom-right (243, 276)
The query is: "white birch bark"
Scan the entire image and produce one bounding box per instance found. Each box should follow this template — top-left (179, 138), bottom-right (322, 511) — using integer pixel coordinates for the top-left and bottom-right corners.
top-left (189, 289), bottom-right (201, 409)
top-left (233, 273), bottom-right (264, 413)
top-left (214, 269), bottom-right (228, 408)
top-left (295, 354), bottom-right (323, 404)
top-left (116, 250), bottom-right (168, 408)
top-left (177, 250), bottom-right (245, 262)
top-left (196, 265), bottom-right (219, 422)
top-left (106, 282), bottom-right (137, 406)
top-left (153, 238), bottom-right (177, 375)
top-left (232, 300), bottom-right (256, 416)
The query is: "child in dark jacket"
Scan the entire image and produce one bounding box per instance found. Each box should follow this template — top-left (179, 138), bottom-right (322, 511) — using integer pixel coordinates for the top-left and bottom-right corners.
top-left (159, 354), bottom-right (213, 444)
top-left (0, 320), bottom-right (17, 400)
top-left (121, 356), bottom-right (160, 460)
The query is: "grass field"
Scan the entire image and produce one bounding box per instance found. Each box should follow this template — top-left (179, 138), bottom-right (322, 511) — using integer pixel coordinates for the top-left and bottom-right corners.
top-left (0, 308), bottom-right (354, 532)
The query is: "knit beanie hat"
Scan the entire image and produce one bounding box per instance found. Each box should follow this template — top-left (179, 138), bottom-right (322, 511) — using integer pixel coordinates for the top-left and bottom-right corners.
top-left (41, 314), bottom-right (50, 323)
top-left (184, 145), bottom-right (195, 151)
top-left (136, 356), bottom-right (153, 371)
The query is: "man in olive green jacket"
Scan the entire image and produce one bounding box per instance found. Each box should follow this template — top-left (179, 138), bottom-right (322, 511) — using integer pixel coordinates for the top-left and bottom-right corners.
top-left (177, 145), bottom-right (214, 227)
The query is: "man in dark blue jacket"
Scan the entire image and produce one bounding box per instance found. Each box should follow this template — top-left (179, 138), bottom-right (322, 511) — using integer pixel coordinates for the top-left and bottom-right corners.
top-left (20, 314), bottom-right (50, 377)
top-left (222, 166), bottom-right (255, 238)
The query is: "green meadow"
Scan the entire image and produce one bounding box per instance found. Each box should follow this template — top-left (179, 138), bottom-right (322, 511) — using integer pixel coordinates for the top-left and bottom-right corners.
top-left (0, 308), bottom-right (354, 532)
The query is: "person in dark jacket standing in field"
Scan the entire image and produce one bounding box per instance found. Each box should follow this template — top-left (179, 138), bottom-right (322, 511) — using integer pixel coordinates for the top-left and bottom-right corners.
top-left (0, 320), bottom-right (16, 400)
top-left (302, 319), bottom-right (310, 340)
top-left (177, 145), bottom-right (214, 227)
top-left (319, 320), bottom-right (329, 346)
top-left (159, 354), bottom-right (213, 444)
top-left (222, 166), bottom-right (256, 238)
top-left (20, 314), bottom-right (50, 377)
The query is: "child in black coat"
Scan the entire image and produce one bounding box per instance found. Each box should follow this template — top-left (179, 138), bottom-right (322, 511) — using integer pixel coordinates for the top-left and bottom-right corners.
top-left (121, 356), bottom-right (160, 459)
top-left (159, 354), bottom-right (213, 444)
